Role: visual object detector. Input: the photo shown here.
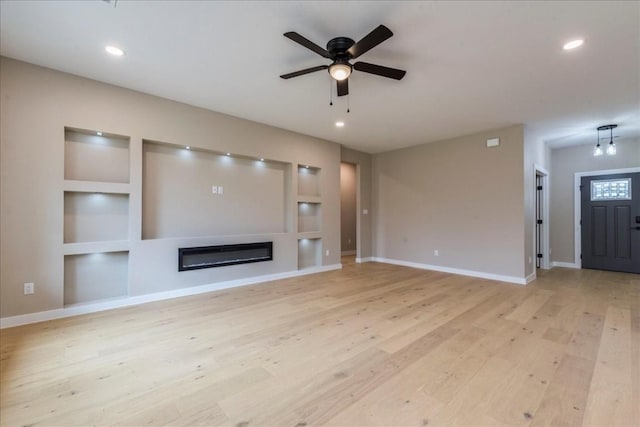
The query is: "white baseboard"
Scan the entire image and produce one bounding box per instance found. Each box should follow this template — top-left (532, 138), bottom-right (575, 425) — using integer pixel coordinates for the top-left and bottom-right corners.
top-left (355, 257), bottom-right (373, 263)
top-left (341, 250), bottom-right (356, 256)
top-left (371, 257), bottom-right (529, 285)
top-left (551, 261), bottom-right (580, 269)
top-left (525, 272), bottom-right (537, 284)
top-left (0, 264), bottom-right (342, 329)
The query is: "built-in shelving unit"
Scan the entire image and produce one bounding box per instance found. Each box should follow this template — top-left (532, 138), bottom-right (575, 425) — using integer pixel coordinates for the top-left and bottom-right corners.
top-left (63, 127), bottom-right (131, 305)
top-left (64, 251), bottom-right (129, 305)
top-left (297, 165), bottom-right (322, 269)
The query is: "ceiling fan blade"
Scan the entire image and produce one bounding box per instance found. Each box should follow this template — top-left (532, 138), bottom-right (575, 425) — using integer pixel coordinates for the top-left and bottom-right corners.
top-left (347, 25), bottom-right (393, 59)
top-left (353, 62), bottom-right (406, 80)
top-left (284, 32), bottom-right (332, 58)
top-left (337, 78), bottom-right (349, 97)
top-left (280, 65), bottom-right (328, 79)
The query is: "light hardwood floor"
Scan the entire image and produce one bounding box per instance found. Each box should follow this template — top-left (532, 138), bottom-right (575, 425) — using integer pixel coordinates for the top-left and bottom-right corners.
top-left (1, 259), bottom-right (639, 426)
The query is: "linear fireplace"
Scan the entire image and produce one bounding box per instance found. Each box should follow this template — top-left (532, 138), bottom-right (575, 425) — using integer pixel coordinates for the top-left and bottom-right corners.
top-left (178, 242), bottom-right (273, 271)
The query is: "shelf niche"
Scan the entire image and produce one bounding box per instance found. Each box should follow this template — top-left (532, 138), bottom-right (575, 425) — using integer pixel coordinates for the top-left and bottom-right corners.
top-left (64, 128), bottom-right (130, 183)
top-left (64, 192), bottom-right (129, 243)
top-left (64, 251), bottom-right (129, 305)
top-left (298, 238), bottom-right (322, 270)
top-left (142, 141), bottom-right (290, 239)
top-left (298, 202), bottom-right (321, 233)
top-left (297, 165), bottom-right (320, 197)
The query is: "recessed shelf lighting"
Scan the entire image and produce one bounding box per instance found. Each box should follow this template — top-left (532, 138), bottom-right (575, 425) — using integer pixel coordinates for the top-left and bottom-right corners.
top-left (335, 121), bottom-right (345, 128)
top-left (185, 146), bottom-right (191, 150)
top-left (226, 153), bottom-right (231, 156)
top-left (563, 39), bottom-right (584, 50)
top-left (260, 158), bottom-right (265, 162)
top-left (105, 45), bottom-right (125, 56)
top-left (96, 131), bottom-right (102, 136)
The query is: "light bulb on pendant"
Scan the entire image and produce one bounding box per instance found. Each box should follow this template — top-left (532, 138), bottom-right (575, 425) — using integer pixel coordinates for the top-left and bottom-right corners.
top-left (594, 143), bottom-right (603, 156)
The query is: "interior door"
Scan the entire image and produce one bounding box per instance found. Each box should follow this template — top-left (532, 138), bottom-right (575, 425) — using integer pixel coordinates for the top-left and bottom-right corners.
top-left (581, 172), bottom-right (640, 273)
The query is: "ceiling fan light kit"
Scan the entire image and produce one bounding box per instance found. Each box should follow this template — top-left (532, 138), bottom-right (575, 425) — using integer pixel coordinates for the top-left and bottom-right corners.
top-left (280, 25), bottom-right (406, 98)
top-left (329, 63), bottom-right (352, 81)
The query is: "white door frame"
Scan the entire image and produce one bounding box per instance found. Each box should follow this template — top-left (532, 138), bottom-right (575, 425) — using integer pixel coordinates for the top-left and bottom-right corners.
top-left (573, 166), bottom-right (640, 268)
top-left (534, 164), bottom-right (550, 270)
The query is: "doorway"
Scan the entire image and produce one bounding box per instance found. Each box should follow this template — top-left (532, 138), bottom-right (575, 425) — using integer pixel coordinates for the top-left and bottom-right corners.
top-left (580, 171), bottom-right (640, 273)
top-left (535, 165), bottom-right (549, 270)
top-left (340, 162), bottom-right (357, 261)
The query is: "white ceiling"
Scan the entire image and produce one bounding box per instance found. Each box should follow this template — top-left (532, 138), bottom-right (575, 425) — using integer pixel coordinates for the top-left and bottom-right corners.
top-left (1, 1), bottom-right (638, 153)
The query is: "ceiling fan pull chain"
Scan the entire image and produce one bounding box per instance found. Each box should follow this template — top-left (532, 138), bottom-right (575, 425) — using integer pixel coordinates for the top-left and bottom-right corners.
top-left (329, 77), bottom-right (333, 106)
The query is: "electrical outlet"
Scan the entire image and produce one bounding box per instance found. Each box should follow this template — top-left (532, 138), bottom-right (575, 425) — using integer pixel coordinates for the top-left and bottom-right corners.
top-left (24, 282), bottom-right (34, 295)
top-left (212, 185), bottom-right (218, 194)
top-left (218, 186), bottom-right (223, 195)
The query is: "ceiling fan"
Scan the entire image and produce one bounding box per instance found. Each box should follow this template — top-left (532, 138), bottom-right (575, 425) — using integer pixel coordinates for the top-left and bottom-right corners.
top-left (280, 24), bottom-right (406, 97)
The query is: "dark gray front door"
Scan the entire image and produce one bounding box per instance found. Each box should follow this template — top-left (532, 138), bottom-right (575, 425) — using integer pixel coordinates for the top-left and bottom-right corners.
top-left (581, 172), bottom-right (640, 273)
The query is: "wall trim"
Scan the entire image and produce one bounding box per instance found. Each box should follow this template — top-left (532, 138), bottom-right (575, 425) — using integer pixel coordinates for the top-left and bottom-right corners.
top-left (533, 164), bottom-right (550, 270)
top-left (341, 250), bottom-right (356, 256)
top-left (371, 257), bottom-right (528, 285)
top-left (525, 272), bottom-right (537, 284)
top-left (573, 167), bottom-right (640, 268)
top-left (355, 257), bottom-right (373, 263)
top-left (0, 264), bottom-right (342, 329)
top-left (551, 261), bottom-right (580, 269)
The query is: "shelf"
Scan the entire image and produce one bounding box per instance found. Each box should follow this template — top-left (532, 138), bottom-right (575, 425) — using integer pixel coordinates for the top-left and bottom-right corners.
top-left (297, 195), bottom-right (321, 204)
top-left (63, 240), bottom-right (130, 255)
top-left (64, 180), bottom-right (131, 194)
top-left (298, 231), bottom-right (322, 240)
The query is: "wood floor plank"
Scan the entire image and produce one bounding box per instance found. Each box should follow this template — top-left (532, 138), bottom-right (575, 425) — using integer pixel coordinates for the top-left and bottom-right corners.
top-left (1, 261), bottom-right (638, 426)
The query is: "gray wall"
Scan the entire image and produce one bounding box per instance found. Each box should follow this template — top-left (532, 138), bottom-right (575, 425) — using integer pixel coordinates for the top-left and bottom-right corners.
top-left (372, 125), bottom-right (526, 279)
top-left (340, 147), bottom-right (373, 259)
top-left (549, 139), bottom-right (640, 264)
top-left (340, 162), bottom-right (357, 253)
top-left (1, 57), bottom-right (341, 318)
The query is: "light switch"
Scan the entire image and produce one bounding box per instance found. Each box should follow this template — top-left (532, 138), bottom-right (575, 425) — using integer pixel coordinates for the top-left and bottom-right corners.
top-left (218, 186), bottom-right (223, 195)
top-left (487, 137), bottom-right (500, 148)
top-left (212, 186), bottom-right (218, 194)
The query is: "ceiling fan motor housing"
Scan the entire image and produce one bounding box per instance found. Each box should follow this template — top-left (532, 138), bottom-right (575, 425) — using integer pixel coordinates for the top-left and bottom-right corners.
top-left (327, 37), bottom-right (355, 58)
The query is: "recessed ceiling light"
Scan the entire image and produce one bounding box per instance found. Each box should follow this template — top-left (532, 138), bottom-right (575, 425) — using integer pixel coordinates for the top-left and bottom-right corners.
top-left (96, 131), bottom-right (102, 136)
top-left (226, 153), bottom-right (231, 156)
top-left (260, 158), bottom-right (265, 162)
top-left (105, 45), bottom-right (125, 56)
top-left (335, 121), bottom-right (345, 128)
top-left (563, 39), bottom-right (584, 50)
top-left (185, 146), bottom-right (190, 150)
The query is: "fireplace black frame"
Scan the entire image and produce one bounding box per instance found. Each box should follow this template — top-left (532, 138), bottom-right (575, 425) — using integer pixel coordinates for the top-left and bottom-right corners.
top-left (178, 241), bottom-right (273, 271)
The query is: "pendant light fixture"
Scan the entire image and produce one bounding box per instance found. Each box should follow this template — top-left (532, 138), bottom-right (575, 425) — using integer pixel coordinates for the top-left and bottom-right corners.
top-left (594, 126), bottom-right (603, 156)
top-left (595, 124), bottom-right (617, 157)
